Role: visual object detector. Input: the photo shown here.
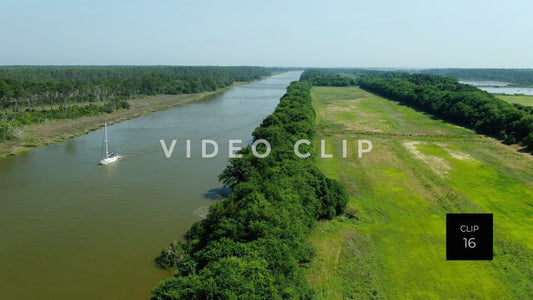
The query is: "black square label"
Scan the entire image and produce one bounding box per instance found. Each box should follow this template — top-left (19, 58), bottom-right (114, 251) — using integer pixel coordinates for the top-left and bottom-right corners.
top-left (446, 213), bottom-right (493, 260)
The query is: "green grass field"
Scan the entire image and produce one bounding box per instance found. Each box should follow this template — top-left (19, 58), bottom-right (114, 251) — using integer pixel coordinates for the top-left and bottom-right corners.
top-left (307, 86), bottom-right (533, 299)
top-left (498, 94), bottom-right (533, 107)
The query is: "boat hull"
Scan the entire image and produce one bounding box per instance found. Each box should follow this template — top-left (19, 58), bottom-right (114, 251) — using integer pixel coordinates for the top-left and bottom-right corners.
top-left (100, 156), bottom-right (119, 165)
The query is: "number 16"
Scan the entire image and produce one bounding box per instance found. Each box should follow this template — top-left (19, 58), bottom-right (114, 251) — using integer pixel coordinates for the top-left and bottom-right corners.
top-left (463, 238), bottom-right (476, 248)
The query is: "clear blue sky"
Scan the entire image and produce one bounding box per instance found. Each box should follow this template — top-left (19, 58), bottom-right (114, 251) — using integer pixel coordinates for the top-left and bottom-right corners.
top-left (0, 0), bottom-right (531, 68)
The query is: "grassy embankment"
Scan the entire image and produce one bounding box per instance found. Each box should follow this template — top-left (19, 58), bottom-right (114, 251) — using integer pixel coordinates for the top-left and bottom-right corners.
top-left (498, 94), bottom-right (533, 107)
top-left (0, 82), bottom-right (246, 157)
top-left (307, 86), bottom-right (533, 299)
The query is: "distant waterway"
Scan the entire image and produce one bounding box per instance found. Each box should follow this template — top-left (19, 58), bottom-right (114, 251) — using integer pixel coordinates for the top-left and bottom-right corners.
top-left (0, 71), bottom-right (302, 299)
top-left (460, 80), bottom-right (533, 95)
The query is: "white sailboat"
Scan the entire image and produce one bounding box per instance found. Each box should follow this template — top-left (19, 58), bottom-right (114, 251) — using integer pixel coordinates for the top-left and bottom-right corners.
top-left (100, 123), bottom-right (119, 165)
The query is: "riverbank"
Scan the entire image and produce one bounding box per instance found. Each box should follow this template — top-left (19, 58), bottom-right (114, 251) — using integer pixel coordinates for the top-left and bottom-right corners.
top-left (0, 82), bottom-right (248, 157)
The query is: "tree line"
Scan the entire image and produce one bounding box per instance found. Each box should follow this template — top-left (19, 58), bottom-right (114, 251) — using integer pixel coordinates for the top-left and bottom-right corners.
top-left (301, 67), bottom-right (533, 87)
top-left (300, 70), bottom-right (533, 150)
top-left (301, 68), bottom-right (402, 82)
top-left (0, 66), bottom-right (271, 140)
top-left (152, 81), bottom-right (349, 299)
top-left (358, 75), bottom-right (533, 148)
top-left (420, 68), bottom-right (533, 86)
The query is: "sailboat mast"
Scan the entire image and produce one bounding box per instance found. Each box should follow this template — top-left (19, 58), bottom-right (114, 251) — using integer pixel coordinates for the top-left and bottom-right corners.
top-left (104, 123), bottom-right (109, 154)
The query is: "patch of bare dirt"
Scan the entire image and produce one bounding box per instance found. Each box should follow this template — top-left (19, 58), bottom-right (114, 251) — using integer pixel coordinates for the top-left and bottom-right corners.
top-left (403, 141), bottom-right (450, 176)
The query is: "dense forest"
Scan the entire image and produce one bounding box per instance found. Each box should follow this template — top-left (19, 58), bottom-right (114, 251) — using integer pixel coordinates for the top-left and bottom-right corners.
top-left (300, 69), bottom-right (358, 86)
top-left (152, 81), bottom-right (348, 299)
top-left (302, 67), bottom-right (533, 87)
top-left (300, 70), bottom-right (533, 150)
top-left (301, 68), bottom-right (401, 81)
top-left (420, 69), bottom-right (533, 86)
top-left (0, 66), bottom-right (271, 140)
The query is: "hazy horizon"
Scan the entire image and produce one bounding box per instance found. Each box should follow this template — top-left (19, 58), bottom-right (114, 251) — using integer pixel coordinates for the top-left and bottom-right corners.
top-left (1, 65), bottom-right (532, 70)
top-left (1, 0), bottom-right (532, 68)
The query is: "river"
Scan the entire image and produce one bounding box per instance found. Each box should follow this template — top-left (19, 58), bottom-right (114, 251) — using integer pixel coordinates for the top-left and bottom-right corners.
top-left (459, 80), bottom-right (533, 95)
top-left (0, 71), bottom-right (302, 299)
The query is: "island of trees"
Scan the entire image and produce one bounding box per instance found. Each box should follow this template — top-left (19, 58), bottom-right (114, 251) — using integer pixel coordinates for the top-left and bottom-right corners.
top-left (152, 81), bottom-right (348, 299)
